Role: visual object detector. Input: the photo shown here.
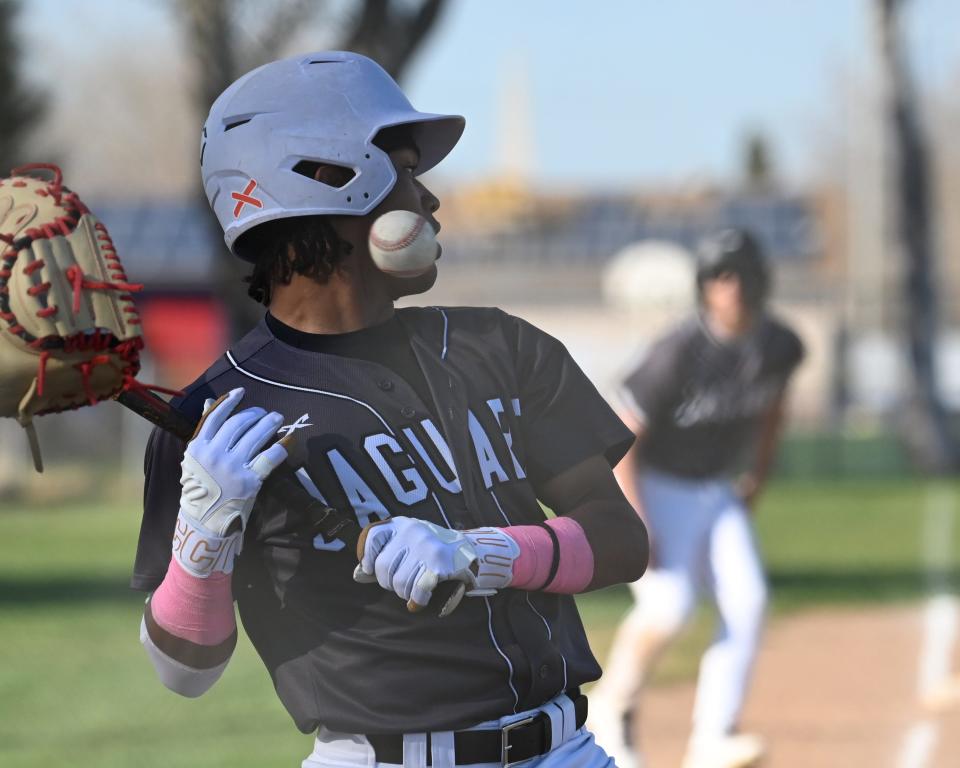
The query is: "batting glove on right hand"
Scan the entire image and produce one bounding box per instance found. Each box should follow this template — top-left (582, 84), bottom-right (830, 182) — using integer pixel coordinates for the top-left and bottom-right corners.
top-left (353, 517), bottom-right (520, 615)
top-left (174, 388), bottom-right (287, 578)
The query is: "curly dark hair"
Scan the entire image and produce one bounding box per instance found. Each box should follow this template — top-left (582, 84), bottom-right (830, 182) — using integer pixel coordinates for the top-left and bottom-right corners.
top-left (236, 216), bottom-right (352, 306)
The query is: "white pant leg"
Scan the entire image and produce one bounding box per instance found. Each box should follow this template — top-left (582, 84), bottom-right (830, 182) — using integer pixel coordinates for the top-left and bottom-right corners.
top-left (691, 490), bottom-right (768, 742)
top-left (589, 472), bottom-right (715, 768)
top-left (595, 470), bottom-right (714, 712)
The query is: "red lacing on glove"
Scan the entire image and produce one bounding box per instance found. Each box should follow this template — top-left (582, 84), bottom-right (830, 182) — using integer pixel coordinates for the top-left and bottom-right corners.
top-left (76, 355), bottom-right (112, 405)
top-left (36, 350), bottom-right (51, 396)
top-left (64, 264), bottom-right (143, 315)
top-left (33, 335), bottom-right (177, 408)
top-left (29, 330), bottom-right (180, 410)
top-left (0, 164), bottom-right (166, 414)
top-left (27, 281), bottom-right (51, 297)
top-left (8, 163), bottom-right (86, 225)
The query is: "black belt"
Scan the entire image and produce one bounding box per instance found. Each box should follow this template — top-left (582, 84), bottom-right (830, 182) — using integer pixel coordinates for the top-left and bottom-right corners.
top-left (367, 691), bottom-right (588, 767)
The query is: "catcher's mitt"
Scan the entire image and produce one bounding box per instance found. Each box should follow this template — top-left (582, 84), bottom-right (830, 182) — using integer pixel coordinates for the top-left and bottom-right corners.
top-left (0, 164), bottom-right (145, 471)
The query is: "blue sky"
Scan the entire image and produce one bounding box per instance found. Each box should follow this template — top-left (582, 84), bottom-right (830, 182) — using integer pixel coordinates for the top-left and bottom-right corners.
top-left (22, 0), bottom-right (960, 191)
top-left (405, 0), bottom-right (960, 188)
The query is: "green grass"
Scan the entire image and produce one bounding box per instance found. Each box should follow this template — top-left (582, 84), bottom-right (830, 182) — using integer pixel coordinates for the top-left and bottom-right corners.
top-left (1, 479), bottom-right (957, 767)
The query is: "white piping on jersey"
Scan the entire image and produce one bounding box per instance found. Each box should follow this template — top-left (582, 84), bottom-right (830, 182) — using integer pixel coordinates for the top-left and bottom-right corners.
top-left (489, 489), bottom-right (513, 526)
top-left (525, 593), bottom-right (568, 692)
top-left (492, 488), bottom-right (571, 694)
top-left (489, 488), bottom-right (570, 694)
top-left (226, 350), bottom-right (453, 530)
top-left (226, 351), bottom-right (395, 433)
top-left (485, 596), bottom-right (519, 713)
top-left (431, 307), bottom-right (449, 360)
top-left (429, 491), bottom-right (452, 528)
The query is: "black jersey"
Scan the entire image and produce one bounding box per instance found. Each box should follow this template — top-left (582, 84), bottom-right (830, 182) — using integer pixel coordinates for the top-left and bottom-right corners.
top-left (620, 313), bottom-right (803, 479)
top-left (133, 306), bottom-right (632, 735)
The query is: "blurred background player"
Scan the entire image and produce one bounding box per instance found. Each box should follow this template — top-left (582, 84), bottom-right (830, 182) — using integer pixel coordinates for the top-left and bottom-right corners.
top-left (588, 229), bottom-right (804, 768)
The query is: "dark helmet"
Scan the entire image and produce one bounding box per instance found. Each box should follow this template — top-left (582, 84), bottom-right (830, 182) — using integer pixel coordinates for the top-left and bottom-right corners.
top-left (695, 228), bottom-right (770, 310)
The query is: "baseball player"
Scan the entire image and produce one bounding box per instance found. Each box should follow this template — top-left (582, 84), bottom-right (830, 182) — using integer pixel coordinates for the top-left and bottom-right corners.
top-left (588, 230), bottom-right (804, 768)
top-left (132, 52), bottom-right (649, 768)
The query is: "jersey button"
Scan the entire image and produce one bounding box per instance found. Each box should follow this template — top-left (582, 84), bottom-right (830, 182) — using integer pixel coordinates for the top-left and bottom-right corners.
top-left (378, 379), bottom-right (394, 391)
top-left (538, 664), bottom-right (550, 680)
top-left (401, 406), bottom-right (416, 419)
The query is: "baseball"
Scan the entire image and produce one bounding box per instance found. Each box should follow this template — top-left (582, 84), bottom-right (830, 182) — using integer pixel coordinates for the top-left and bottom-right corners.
top-left (368, 210), bottom-right (438, 277)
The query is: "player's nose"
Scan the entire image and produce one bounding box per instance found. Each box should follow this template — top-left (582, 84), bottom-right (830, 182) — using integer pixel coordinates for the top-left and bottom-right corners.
top-left (420, 183), bottom-right (440, 215)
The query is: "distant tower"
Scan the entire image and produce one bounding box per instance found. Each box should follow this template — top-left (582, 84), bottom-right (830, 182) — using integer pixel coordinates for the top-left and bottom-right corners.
top-left (498, 52), bottom-right (535, 187)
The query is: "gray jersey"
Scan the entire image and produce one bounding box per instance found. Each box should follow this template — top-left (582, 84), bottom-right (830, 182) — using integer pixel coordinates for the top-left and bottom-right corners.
top-left (620, 314), bottom-right (803, 478)
top-left (133, 307), bottom-right (632, 735)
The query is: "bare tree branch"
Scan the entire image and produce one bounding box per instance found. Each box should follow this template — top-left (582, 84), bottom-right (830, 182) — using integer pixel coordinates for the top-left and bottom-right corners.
top-left (176, 0), bottom-right (237, 117)
top-left (877, 0), bottom-right (957, 471)
top-left (239, 0), bottom-right (328, 71)
top-left (390, 0), bottom-right (446, 82)
top-left (344, 0), bottom-right (448, 81)
top-left (343, 0), bottom-right (390, 61)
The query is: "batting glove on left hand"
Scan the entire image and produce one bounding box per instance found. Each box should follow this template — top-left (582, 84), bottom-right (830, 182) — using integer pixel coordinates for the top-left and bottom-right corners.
top-left (174, 388), bottom-right (287, 577)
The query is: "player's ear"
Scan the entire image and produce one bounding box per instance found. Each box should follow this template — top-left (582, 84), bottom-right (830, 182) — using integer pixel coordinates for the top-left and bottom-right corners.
top-left (290, 160), bottom-right (356, 190)
top-left (290, 159), bottom-right (356, 189)
top-left (314, 164), bottom-right (355, 188)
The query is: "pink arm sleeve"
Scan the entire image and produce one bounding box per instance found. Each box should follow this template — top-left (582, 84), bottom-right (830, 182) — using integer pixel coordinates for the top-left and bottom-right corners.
top-left (504, 517), bottom-right (595, 593)
top-left (149, 558), bottom-right (237, 646)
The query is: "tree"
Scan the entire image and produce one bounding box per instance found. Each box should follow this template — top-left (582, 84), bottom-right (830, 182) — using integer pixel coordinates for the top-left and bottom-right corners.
top-left (342, 0), bottom-right (448, 83)
top-left (172, 0), bottom-right (450, 335)
top-left (876, 0), bottom-right (956, 471)
top-left (0, 0), bottom-right (46, 173)
top-left (742, 132), bottom-right (775, 193)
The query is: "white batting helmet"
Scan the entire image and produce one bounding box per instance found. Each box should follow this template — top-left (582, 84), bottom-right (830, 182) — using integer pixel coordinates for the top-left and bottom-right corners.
top-left (200, 51), bottom-right (465, 258)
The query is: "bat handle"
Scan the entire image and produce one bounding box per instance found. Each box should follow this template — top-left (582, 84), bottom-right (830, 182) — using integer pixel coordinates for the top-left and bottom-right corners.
top-left (434, 580), bottom-right (467, 618)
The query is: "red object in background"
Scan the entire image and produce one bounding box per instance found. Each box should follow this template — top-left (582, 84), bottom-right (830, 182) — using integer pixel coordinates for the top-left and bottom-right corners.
top-left (136, 295), bottom-right (229, 388)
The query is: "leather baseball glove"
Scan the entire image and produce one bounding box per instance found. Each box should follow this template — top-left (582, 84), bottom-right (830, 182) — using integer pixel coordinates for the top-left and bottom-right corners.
top-left (0, 163), bottom-right (147, 470)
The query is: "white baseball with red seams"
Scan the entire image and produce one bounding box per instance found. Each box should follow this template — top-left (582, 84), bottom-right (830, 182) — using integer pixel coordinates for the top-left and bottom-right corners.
top-left (368, 210), bottom-right (438, 277)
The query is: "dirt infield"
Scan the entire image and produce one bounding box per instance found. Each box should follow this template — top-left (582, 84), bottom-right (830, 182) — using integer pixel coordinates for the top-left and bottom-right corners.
top-left (636, 604), bottom-right (960, 768)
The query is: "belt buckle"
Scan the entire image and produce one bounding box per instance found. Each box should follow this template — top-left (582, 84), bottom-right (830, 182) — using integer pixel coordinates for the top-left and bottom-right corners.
top-left (501, 715), bottom-right (536, 767)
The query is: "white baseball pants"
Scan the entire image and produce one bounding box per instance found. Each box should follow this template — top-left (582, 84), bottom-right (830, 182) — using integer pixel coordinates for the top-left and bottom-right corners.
top-left (597, 468), bottom-right (768, 743)
top-left (302, 691), bottom-right (615, 768)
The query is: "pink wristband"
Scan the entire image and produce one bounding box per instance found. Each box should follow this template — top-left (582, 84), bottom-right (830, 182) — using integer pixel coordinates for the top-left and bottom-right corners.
top-left (505, 517), bottom-right (595, 594)
top-left (150, 557), bottom-right (237, 646)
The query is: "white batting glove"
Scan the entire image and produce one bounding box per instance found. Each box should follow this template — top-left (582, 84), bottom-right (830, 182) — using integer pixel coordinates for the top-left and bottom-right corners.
top-left (173, 388), bottom-right (287, 578)
top-left (353, 518), bottom-right (520, 613)
top-left (461, 527), bottom-right (522, 597)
